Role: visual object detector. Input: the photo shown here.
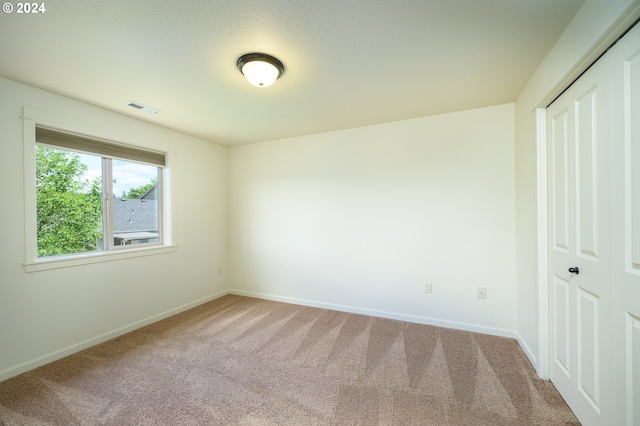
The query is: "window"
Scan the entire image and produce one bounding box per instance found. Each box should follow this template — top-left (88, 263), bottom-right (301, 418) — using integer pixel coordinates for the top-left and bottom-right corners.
top-left (33, 126), bottom-right (167, 259)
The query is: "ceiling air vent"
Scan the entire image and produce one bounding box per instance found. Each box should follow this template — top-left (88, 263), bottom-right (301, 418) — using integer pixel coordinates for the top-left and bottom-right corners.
top-left (126, 101), bottom-right (161, 114)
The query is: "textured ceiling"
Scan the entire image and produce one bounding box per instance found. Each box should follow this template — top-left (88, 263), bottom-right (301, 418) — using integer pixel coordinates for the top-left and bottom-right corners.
top-left (0, 0), bottom-right (584, 146)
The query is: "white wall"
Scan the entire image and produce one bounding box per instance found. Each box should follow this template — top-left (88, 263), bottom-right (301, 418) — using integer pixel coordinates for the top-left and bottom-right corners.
top-left (514, 0), bottom-right (639, 373)
top-left (0, 77), bottom-right (228, 380)
top-left (229, 104), bottom-right (517, 336)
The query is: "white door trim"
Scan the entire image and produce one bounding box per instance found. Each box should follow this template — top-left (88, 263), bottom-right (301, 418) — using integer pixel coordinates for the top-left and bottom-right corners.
top-left (536, 107), bottom-right (550, 380)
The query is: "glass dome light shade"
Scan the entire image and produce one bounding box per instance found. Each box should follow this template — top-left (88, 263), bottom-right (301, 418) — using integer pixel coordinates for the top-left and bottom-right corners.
top-left (241, 60), bottom-right (280, 87)
top-left (237, 53), bottom-right (285, 88)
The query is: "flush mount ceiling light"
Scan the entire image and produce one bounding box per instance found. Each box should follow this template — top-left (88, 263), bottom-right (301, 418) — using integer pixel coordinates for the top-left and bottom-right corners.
top-left (237, 53), bottom-right (284, 88)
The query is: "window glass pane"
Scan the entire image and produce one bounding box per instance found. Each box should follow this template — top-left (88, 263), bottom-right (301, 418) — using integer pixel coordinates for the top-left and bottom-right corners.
top-left (36, 146), bottom-right (103, 257)
top-left (112, 159), bottom-right (159, 246)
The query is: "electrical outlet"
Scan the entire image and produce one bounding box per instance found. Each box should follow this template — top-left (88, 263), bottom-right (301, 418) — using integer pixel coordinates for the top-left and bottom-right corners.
top-left (477, 287), bottom-right (487, 299)
top-left (424, 282), bottom-right (432, 293)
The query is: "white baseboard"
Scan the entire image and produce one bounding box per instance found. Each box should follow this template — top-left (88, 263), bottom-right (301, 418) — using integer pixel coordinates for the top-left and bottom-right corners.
top-left (0, 290), bottom-right (229, 382)
top-left (516, 332), bottom-right (539, 374)
top-left (230, 289), bottom-right (518, 340)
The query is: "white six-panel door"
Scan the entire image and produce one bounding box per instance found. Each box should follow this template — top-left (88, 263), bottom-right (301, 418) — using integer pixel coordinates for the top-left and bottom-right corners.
top-left (609, 22), bottom-right (640, 426)
top-left (547, 21), bottom-right (640, 426)
top-left (547, 47), bottom-right (612, 426)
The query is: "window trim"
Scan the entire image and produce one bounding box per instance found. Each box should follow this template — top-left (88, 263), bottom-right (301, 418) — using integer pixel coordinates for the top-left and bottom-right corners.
top-left (23, 107), bottom-right (177, 272)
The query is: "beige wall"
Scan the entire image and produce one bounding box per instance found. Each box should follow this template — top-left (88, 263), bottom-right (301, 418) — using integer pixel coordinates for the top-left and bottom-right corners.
top-left (0, 77), bottom-right (228, 380)
top-left (229, 104), bottom-right (517, 336)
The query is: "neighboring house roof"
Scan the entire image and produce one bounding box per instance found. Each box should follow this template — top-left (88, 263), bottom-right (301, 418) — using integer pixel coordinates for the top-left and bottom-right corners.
top-left (113, 197), bottom-right (158, 234)
top-left (140, 184), bottom-right (157, 200)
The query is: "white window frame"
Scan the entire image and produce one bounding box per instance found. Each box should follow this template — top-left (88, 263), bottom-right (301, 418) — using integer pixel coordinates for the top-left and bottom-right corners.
top-left (23, 107), bottom-right (176, 272)
top-left (100, 157), bottom-right (163, 251)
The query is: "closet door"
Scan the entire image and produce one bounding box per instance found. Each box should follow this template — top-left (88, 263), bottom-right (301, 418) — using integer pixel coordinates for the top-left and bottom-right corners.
top-left (609, 22), bottom-right (640, 426)
top-left (547, 44), bottom-right (612, 426)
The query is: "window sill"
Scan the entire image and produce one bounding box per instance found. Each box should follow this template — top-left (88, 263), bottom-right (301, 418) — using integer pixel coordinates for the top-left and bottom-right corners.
top-left (23, 245), bottom-right (178, 273)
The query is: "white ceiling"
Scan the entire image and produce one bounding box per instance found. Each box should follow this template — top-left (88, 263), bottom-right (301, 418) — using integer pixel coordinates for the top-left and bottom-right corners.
top-left (0, 0), bottom-right (583, 146)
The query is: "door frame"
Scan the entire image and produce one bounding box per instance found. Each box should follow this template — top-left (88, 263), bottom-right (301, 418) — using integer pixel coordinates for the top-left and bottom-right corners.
top-left (536, 3), bottom-right (640, 381)
top-left (536, 107), bottom-right (549, 379)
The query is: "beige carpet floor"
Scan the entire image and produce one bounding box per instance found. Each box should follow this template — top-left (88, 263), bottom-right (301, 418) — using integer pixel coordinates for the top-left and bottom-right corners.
top-left (0, 295), bottom-right (579, 425)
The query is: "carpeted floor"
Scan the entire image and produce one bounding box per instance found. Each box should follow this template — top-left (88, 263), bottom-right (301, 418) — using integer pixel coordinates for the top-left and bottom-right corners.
top-left (0, 295), bottom-right (579, 425)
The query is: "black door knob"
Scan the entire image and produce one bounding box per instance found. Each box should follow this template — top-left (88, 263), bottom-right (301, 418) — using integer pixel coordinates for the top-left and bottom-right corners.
top-left (568, 267), bottom-right (580, 274)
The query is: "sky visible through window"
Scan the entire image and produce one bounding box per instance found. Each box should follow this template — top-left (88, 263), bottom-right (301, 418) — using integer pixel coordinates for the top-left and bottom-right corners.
top-left (79, 154), bottom-right (157, 197)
